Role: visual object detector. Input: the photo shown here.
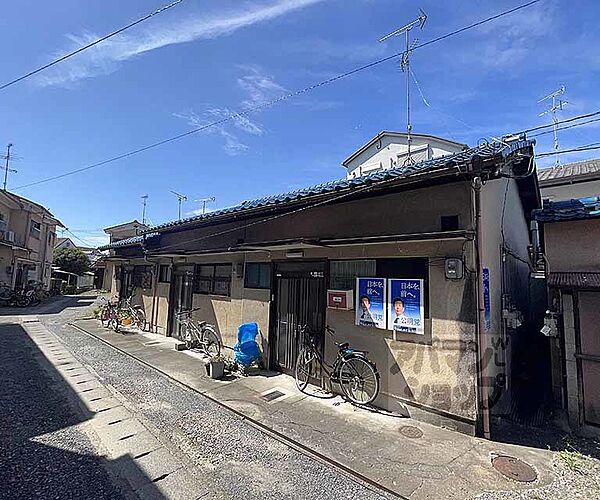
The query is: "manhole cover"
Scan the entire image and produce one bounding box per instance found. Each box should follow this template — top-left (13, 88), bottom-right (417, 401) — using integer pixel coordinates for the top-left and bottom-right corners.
top-left (261, 390), bottom-right (286, 402)
top-left (399, 425), bottom-right (423, 438)
top-left (492, 455), bottom-right (537, 482)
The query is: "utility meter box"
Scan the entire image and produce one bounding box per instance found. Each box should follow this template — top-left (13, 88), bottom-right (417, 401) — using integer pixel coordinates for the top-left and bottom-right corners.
top-left (327, 290), bottom-right (353, 310)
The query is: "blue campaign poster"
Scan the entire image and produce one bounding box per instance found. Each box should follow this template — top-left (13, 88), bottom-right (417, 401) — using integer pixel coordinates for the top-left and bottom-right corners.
top-left (387, 279), bottom-right (424, 335)
top-left (483, 268), bottom-right (491, 331)
top-left (355, 278), bottom-right (387, 329)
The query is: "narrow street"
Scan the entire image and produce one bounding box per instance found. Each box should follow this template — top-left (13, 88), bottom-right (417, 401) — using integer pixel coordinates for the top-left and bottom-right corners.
top-left (1, 294), bottom-right (599, 500)
top-left (0, 296), bottom-right (397, 500)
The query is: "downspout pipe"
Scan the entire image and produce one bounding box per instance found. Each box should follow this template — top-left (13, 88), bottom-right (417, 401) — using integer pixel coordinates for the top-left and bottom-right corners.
top-left (472, 176), bottom-right (491, 439)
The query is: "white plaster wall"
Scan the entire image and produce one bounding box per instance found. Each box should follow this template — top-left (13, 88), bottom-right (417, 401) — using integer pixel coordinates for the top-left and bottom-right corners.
top-left (346, 135), bottom-right (463, 178)
top-left (541, 179), bottom-right (600, 201)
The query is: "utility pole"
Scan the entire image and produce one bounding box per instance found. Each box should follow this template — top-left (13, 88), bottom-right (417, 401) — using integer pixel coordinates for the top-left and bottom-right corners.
top-left (379, 10), bottom-right (427, 166)
top-left (141, 194), bottom-right (148, 225)
top-left (194, 196), bottom-right (216, 215)
top-left (2, 143), bottom-right (17, 191)
top-left (170, 191), bottom-right (187, 221)
top-left (538, 86), bottom-right (568, 167)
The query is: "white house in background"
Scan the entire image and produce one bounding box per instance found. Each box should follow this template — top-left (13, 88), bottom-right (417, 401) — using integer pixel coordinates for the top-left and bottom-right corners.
top-left (104, 220), bottom-right (147, 244)
top-left (342, 131), bottom-right (467, 179)
top-left (538, 158), bottom-right (600, 201)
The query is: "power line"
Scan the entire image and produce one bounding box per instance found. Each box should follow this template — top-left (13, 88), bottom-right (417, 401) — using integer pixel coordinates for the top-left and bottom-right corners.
top-left (521, 110), bottom-right (600, 135)
top-left (529, 116), bottom-right (600, 138)
top-left (0, 0), bottom-right (187, 91)
top-left (536, 144), bottom-right (600, 158)
top-left (13, 0), bottom-right (543, 191)
top-left (64, 228), bottom-right (95, 248)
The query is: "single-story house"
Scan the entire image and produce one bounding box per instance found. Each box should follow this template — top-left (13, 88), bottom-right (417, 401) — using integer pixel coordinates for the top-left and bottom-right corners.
top-left (101, 136), bottom-right (542, 437)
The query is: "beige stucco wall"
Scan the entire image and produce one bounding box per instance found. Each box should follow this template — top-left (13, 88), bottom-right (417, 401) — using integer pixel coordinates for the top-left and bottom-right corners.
top-left (544, 219), bottom-right (600, 272)
top-left (541, 179), bottom-right (600, 202)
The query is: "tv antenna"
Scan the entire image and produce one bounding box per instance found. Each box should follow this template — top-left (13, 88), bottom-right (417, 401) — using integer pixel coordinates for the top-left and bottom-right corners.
top-left (538, 85), bottom-right (568, 167)
top-left (1, 143), bottom-right (17, 191)
top-left (170, 191), bottom-right (188, 221)
top-left (194, 196), bottom-right (216, 215)
top-left (141, 195), bottom-right (149, 225)
top-left (379, 9), bottom-right (427, 166)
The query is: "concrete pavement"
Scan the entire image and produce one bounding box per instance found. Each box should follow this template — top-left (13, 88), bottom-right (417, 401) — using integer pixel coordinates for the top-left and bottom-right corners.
top-left (70, 317), bottom-right (557, 499)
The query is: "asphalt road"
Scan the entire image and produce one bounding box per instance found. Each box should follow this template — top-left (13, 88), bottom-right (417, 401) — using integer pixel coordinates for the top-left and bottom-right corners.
top-left (0, 296), bottom-right (394, 500)
top-left (0, 321), bottom-right (127, 500)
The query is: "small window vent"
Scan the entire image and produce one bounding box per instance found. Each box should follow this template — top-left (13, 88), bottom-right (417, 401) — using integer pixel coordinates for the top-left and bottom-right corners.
top-left (441, 215), bottom-right (460, 232)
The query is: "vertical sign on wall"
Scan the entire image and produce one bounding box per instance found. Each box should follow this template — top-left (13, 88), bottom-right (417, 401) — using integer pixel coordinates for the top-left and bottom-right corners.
top-left (482, 268), bottom-right (491, 331)
top-left (355, 278), bottom-right (387, 329)
top-left (387, 279), bottom-right (425, 335)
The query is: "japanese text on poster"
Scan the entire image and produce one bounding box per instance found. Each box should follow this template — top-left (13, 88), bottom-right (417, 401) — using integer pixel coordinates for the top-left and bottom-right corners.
top-left (355, 278), bottom-right (387, 329)
top-left (387, 279), bottom-right (424, 335)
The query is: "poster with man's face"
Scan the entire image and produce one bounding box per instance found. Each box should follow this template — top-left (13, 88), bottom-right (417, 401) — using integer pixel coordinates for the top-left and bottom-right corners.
top-left (387, 279), bottom-right (424, 335)
top-left (355, 278), bottom-right (386, 329)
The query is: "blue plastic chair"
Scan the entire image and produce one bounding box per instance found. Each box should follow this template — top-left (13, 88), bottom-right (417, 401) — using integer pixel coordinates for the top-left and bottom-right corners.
top-left (233, 322), bottom-right (262, 367)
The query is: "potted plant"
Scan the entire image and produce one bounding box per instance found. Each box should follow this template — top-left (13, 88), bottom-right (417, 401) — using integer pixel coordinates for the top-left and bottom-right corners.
top-left (206, 355), bottom-right (226, 379)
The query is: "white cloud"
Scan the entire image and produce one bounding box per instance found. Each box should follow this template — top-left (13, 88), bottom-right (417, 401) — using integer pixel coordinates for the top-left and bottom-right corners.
top-left (36, 0), bottom-right (324, 87)
top-left (176, 65), bottom-right (291, 154)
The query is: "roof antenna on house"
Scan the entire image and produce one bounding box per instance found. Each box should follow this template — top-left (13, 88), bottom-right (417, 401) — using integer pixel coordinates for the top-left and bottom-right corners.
top-left (538, 85), bottom-right (568, 167)
top-left (170, 191), bottom-right (187, 221)
top-left (194, 196), bottom-right (216, 215)
top-left (141, 194), bottom-right (149, 225)
top-left (379, 9), bottom-right (427, 166)
top-left (1, 143), bottom-right (17, 191)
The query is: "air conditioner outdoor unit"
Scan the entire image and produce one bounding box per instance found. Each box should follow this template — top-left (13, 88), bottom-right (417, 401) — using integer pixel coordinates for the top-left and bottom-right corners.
top-left (5, 231), bottom-right (15, 243)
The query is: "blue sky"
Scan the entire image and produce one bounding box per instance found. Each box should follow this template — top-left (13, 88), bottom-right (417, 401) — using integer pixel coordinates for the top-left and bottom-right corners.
top-left (1, 0), bottom-right (599, 246)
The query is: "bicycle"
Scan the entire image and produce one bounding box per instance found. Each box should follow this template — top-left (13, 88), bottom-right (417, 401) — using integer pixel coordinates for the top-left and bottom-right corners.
top-left (295, 325), bottom-right (380, 406)
top-left (175, 308), bottom-right (221, 357)
top-left (98, 297), bottom-right (119, 329)
top-left (114, 296), bottom-right (147, 332)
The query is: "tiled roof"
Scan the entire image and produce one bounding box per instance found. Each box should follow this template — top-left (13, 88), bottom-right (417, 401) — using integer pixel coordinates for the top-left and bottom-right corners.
top-left (533, 196), bottom-right (600, 222)
top-left (538, 158), bottom-right (600, 184)
top-left (143, 139), bottom-right (532, 235)
top-left (99, 234), bottom-right (158, 251)
top-left (548, 272), bottom-right (600, 289)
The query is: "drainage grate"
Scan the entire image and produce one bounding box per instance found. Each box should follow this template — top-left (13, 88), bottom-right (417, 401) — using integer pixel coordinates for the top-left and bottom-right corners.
top-left (261, 390), bottom-right (286, 402)
top-left (492, 455), bottom-right (538, 482)
top-left (399, 425), bottom-right (424, 439)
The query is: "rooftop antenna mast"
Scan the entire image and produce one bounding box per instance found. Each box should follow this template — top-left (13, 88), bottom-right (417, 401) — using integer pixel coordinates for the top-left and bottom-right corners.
top-left (194, 196), bottom-right (216, 215)
top-left (141, 194), bottom-right (149, 225)
top-left (170, 191), bottom-right (187, 221)
top-left (2, 143), bottom-right (17, 191)
top-left (538, 85), bottom-right (568, 167)
top-left (379, 9), bottom-right (427, 166)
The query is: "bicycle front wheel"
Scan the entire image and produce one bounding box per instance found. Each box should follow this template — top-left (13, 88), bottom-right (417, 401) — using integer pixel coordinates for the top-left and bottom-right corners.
top-left (295, 347), bottom-right (318, 392)
top-left (201, 326), bottom-right (221, 357)
top-left (339, 356), bottom-right (379, 405)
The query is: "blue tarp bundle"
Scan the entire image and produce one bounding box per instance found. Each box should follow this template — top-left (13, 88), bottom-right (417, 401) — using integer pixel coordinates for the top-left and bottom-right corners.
top-left (233, 322), bottom-right (262, 367)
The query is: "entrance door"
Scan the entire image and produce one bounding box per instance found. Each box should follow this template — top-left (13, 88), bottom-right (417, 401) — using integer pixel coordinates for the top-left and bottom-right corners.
top-left (169, 265), bottom-right (194, 338)
top-left (578, 291), bottom-right (600, 426)
top-left (272, 261), bottom-right (326, 374)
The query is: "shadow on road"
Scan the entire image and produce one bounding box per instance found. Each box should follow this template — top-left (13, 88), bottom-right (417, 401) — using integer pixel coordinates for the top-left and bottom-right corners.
top-left (0, 294), bottom-right (99, 317)
top-left (0, 322), bottom-right (164, 499)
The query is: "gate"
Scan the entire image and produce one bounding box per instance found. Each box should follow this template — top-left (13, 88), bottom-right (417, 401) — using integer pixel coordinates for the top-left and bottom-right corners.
top-left (577, 291), bottom-right (600, 426)
top-left (272, 261), bottom-right (326, 374)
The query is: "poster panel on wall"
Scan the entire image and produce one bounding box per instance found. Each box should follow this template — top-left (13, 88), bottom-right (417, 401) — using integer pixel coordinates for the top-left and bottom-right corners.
top-left (355, 278), bottom-right (387, 329)
top-left (387, 279), bottom-right (424, 335)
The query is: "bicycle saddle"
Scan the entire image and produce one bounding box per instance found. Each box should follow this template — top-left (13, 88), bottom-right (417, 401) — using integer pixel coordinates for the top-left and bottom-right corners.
top-left (197, 321), bottom-right (208, 327)
top-left (337, 342), bottom-right (350, 350)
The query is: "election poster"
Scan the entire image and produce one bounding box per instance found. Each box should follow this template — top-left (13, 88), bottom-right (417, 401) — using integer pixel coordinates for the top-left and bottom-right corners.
top-left (387, 279), bottom-right (424, 335)
top-left (355, 278), bottom-right (387, 329)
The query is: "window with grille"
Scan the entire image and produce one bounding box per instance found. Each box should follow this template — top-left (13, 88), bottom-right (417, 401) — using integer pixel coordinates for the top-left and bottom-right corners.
top-left (132, 265), bottom-right (153, 289)
top-left (194, 264), bottom-right (231, 296)
top-left (30, 220), bottom-right (41, 239)
top-left (329, 260), bottom-right (376, 290)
